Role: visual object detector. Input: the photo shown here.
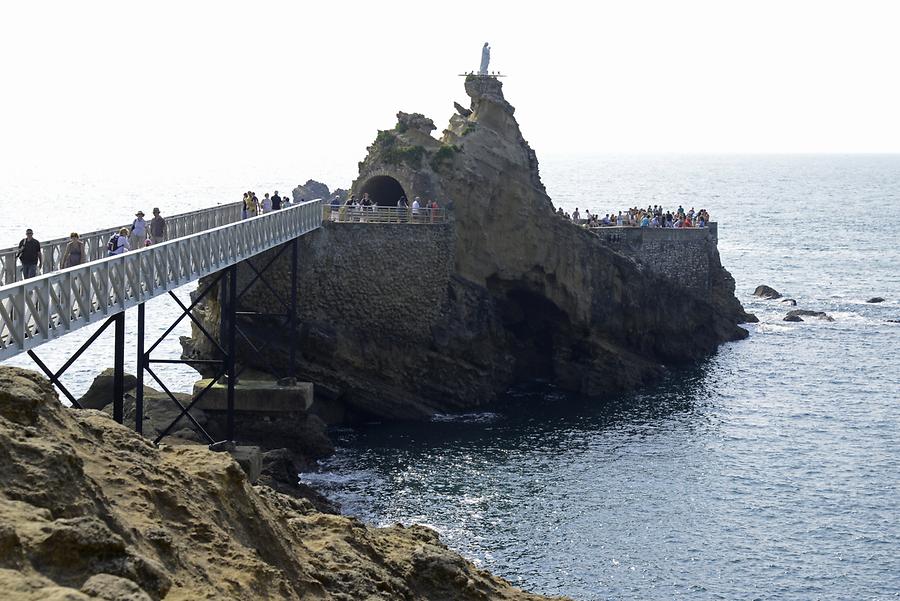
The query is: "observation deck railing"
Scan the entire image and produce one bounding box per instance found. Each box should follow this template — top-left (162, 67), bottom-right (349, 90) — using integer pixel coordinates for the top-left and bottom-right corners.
top-left (0, 202), bottom-right (243, 287)
top-left (0, 200), bottom-right (322, 362)
top-left (324, 205), bottom-right (448, 224)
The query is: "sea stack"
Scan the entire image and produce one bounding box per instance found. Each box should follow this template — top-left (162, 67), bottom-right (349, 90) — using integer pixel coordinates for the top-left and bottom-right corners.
top-left (184, 77), bottom-right (754, 420)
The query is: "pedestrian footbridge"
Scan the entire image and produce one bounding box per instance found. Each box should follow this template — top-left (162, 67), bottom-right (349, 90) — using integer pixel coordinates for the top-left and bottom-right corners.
top-left (0, 200), bottom-right (321, 362)
top-left (0, 199), bottom-right (322, 445)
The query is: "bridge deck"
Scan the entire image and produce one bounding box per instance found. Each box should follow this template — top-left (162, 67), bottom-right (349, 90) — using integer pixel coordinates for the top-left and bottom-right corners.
top-left (0, 200), bottom-right (322, 362)
top-left (0, 201), bottom-right (246, 287)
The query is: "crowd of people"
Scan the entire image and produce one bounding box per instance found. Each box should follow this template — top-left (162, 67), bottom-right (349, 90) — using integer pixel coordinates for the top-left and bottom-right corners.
top-left (15, 187), bottom-right (305, 281)
top-left (559, 204), bottom-right (712, 228)
top-left (328, 193), bottom-right (441, 222)
top-left (14, 208), bottom-right (168, 279)
top-left (241, 190), bottom-right (295, 218)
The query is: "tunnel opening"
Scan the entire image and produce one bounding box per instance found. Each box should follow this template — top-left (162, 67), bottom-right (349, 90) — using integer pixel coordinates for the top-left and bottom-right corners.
top-left (358, 176), bottom-right (408, 207)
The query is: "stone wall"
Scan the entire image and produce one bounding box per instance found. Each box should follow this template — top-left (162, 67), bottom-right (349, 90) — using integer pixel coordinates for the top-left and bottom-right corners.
top-left (591, 224), bottom-right (718, 292)
top-left (238, 221), bottom-right (455, 344)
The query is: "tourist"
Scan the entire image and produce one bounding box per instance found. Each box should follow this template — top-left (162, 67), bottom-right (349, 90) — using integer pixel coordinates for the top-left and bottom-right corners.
top-left (573, 208), bottom-right (580, 222)
top-left (640, 214), bottom-right (650, 228)
top-left (107, 228), bottom-right (130, 256)
top-left (329, 196), bottom-right (340, 221)
top-left (430, 199), bottom-right (439, 222)
top-left (150, 208), bottom-right (166, 244)
top-left (60, 232), bottom-right (85, 269)
top-left (243, 192), bottom-right (258, 218)
top-left (241, 193), bottom-right (249, 219)
top-left (272, 191), bottom-right (282, 211)
top-left (262, 193), bottom-right (272, 214)
top-left (412, 197), bottom-right (421, 222)
top-left (130, 211), bottom-right (147, 250)
top-left (16, 228), bottom-right (42, 279)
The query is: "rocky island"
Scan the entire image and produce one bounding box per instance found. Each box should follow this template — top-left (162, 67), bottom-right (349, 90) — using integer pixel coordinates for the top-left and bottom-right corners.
top-left (184, 75), bottom-right (754, 422)
top-left (1, 77), bottom-right (755, 601)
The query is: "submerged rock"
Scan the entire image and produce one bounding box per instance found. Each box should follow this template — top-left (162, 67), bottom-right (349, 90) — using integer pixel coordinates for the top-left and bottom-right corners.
top-left (754, 285), bottom-right (782, 299)
top-left (786, 309), bottom-right (834, 322)
top-left (781, 298), bottom-right (797, 306)
top-left (783, 314), bottom-right (803, 322)
top-left (867, 297), bottom-right (886, 303)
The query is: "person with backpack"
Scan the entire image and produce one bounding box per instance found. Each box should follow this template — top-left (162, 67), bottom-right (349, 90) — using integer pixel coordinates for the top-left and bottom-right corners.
top-left (108, 228), bottom-right (130, 256)
top-left (16, 228), bottom-right (42, 279)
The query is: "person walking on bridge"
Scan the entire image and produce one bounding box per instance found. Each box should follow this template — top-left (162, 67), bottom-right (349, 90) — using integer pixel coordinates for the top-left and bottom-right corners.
top-left (150, 208), bottom-right (167, 244)
top-left (108, 228), bottom-right (130, 256)
top-left (130, 211), bottom-right (148, 250)
top-left (60, 233), bottom-right (85, 269)
top-left (16, 228), bottom-right (42, 279)
top-left (272, 191), bottom-right (282, 211)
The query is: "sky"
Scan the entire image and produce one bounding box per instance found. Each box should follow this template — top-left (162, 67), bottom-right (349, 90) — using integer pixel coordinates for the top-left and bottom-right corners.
top-left (2, 0), bottom-right (899, 187)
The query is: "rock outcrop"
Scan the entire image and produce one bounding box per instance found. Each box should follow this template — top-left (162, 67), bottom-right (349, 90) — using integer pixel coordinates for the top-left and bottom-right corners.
top-left (867, 297), bottom-right (885, 304)
top-left (786, 309), bottom-right (834, 322)
top-left (292, 179), bottom-right (336, 203)
top-left (186, 77), bottom-right (754, 420)
top-left (754, 285), bottom-right (782, 299)
top-left (0, 366), bottom-right (564, 601)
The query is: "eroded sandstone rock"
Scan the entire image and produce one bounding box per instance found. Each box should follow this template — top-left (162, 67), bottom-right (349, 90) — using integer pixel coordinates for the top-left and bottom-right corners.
top-left (185, 77), bottom-right (754, 418)
top-left (0, 366), bottom-right (561, 600)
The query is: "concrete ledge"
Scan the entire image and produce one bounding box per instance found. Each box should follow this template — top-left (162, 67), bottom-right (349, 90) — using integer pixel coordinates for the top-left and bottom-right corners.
top-left (192, 378), bottom-right (314, 413)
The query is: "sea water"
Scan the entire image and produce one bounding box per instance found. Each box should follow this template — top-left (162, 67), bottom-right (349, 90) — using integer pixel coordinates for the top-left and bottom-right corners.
top-left (305, 155), bottom-right (900, 600)
top-left (3, 155), bottom-right (899, 599)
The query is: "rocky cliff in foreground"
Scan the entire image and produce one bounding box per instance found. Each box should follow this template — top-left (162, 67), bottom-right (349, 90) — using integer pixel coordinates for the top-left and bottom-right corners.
top-left (0, 366), bottom-right (564, 601)
top-left (185, 77), bottom-right (754, 421)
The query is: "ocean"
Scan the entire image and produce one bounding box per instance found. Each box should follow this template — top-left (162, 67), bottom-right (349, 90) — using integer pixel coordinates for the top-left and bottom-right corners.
top-left (3, 155), bottom-right (899, 600)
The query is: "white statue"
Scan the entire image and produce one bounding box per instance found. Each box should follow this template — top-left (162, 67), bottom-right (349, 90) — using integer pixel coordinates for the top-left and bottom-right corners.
top-left (479, 42), bottom-right (490, 75)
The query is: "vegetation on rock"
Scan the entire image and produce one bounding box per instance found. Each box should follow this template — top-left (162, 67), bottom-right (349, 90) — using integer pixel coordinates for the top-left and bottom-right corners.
top-left (429, 144), bottom-right (461, 172)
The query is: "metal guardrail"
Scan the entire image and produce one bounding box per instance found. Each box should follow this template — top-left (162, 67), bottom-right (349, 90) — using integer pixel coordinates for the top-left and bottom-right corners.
top-left (0, 202), bottom-right (243, 286)
top-left (324, 205), bottom-right (448, 224)
top-left (0, 200), bottom-right (322, 362)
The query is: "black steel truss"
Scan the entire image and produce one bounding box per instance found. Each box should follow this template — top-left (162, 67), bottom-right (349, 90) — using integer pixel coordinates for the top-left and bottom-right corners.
top-left (26, 237), bottom-right (301, 447)
top-left (28, 311), bottom-right (126, 422)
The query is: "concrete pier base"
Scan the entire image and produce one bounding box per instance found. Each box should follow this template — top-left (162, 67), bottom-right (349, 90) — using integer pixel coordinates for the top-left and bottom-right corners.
top-left (192, 377), bottom-right (313, 413)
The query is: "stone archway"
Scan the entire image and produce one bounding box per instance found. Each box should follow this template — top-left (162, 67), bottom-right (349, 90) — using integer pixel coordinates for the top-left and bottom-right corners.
top-left (358, 175), bottom-right (408, 207)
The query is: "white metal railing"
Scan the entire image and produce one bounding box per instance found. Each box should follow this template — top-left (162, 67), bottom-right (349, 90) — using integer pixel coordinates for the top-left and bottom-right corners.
top-left (324, 204), bottom-right (448, 224)
top-left (0, 200), bottom-right (322, 362)
top-left (0, 202), bottom-right (243, 286)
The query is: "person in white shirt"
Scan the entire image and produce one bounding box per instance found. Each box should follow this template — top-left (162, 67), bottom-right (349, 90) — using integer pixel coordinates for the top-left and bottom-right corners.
top-left (412, 197), bottom-right (421, 222)
top-left (109, 228), bottom-right (131, 255)
top-left (130, 211), bottom-right (147, 250)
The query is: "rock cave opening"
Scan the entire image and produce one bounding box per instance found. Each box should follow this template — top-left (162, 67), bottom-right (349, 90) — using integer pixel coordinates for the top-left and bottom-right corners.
top-left (489, 282), bottom-right (569, 382)
top-left (358, 176), bottom-right (408, 207)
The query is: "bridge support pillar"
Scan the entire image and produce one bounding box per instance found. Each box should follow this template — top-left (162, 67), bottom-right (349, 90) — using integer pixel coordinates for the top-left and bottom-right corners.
top-left (225, 264), bottom-right (237, 442)
top-left (135, 303), bottom-right (145, 435)
top-left (113, 311), bottom-right (125, 424)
